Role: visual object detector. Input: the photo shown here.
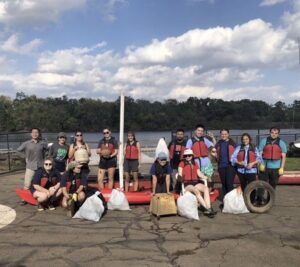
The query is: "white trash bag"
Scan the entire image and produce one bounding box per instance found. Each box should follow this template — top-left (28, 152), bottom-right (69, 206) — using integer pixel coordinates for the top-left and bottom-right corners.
top-left (107, 189), bottom-right (131, 211)
top-left (73, 191), bottom-right (105, 222)
top-left (155, 138), bottom-right (169, 160)
top-left (177, 192), bottom-right (199, 220)
top-left (223, 188), bottom-right (249, 214)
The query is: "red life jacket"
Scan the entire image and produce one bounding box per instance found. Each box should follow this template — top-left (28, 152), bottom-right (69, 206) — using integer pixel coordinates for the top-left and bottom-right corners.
top-left (191, 137), bottom-right (208, 157)
top-left (125, 141), bottom-right (139, 160)
top-left (216, 139), bottom-right (235, 163)
top-left (100, 138), bottom-right (116, 154)
top-left (262, 137), bottom-right (282, 160)
top-left (236, 146), bottom-right (257, 168)
top-left (179, 160), bottom-right (199, 182)
top-left (169, 140), bottom-right (186, 161)
top-left (40, 176), bottom-right (58, 188)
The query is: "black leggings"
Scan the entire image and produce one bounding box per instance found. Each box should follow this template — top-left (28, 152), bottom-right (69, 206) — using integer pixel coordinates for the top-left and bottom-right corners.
top-left (237, 172), bottom-right (256, 192)
top-left (218, 165), bottom-right (236, 200)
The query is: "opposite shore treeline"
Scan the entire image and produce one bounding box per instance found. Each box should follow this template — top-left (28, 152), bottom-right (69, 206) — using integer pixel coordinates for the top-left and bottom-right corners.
top-left (0, 92), bottom-right (299, 132)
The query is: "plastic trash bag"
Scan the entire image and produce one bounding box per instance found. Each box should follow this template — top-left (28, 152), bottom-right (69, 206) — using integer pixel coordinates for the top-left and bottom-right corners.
top-left (223, 188), bottom-right (249, 214)
top-left (107, 189), bottom-right (131, 211)
top-left (177, 192), bottom-right (199, 220)
top-left (73, 192), bottom-right (105, 222)
top-left (155, 138), bottom-right (169, 160)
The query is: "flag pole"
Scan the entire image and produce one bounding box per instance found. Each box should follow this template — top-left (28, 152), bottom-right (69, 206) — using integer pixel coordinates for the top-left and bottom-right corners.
top-left (119, 91), bottom-right (125, 189)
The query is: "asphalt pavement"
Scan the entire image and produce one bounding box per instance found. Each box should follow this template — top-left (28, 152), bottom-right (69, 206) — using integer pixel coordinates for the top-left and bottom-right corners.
top-left (0, 171), bottom-right (299, 267)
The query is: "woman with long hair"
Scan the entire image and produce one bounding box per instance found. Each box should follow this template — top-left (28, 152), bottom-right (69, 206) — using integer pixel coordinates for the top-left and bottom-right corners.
top-left (231, 133), bottom-right (262, 191)
top-left (68, 131), bottom-right (91, 161)
top-left (124, 131), bottom-right (141, 192)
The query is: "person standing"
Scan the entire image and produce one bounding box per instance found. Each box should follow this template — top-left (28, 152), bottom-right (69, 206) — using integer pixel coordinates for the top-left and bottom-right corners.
top-left (68, 131), bottom-right (91, 182)
top-left (186, 124), bottom-right (216, 174)
top-left (215, 129), bottom-right (236, 201)
top-left (231, 133), bottom-right (262, 192)
top-left (48, 132), bottom-right (69, 175)
top-left (97, 127), bottom-right (119, 189)
top-left (17, 128), bottom-right (48, 204)
top-left (124, 132), bottom-right (141, 192)
top-left (168, 129), bottom-right (187, 190)
top-left (258, 127), bottom-right (287, 190)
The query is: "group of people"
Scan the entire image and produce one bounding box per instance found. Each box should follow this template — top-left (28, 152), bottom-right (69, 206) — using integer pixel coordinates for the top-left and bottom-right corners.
top-left (150, 124), bottom-right (287, 217)
top-left (17, 124), bottom-right (287, 218)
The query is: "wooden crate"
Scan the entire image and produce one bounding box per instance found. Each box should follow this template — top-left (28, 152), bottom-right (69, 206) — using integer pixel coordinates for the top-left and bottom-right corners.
top-left (149, 193), bottom-right (177, 218)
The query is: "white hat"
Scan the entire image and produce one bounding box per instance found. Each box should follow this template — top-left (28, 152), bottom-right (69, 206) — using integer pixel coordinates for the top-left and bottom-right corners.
top-left (183, 149), bottom-right (194, 156)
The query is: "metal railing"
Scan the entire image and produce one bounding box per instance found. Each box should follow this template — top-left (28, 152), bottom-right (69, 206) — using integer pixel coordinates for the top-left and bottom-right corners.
top-left (1, 131), bottom-right (299, 174)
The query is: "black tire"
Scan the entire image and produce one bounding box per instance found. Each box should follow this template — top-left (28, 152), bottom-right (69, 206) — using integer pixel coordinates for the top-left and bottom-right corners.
top-left (243, 180), bottom-right (275, 213)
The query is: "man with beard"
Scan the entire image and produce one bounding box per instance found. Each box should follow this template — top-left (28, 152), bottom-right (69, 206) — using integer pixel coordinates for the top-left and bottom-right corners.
top-left (168, 129), bottom-right (187, 190)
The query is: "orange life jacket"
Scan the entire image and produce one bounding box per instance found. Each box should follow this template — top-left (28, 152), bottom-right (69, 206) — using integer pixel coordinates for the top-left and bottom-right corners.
top-left (191, 137), bottom-right (208, 157)
top-left (125, 141), bottom-right (139, 160)
top-left (262, 137), bottom-right (282, 160)
top-left (179, 160), bottom-right (199, 182)
top-left (236, 146), bottom-right (257, 168)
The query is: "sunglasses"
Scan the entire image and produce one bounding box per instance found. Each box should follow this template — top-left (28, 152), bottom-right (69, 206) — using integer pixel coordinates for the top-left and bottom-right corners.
top-left (103, 132), bottom-right (110, 134)
top-left (159, 159), bottom-right (167, 161)
top-left (76, 134), bottom-right (82, 137)
top-left (184, 155), bottom-right (193, 157)
top-left (44, 163), bottom-right (52, 166)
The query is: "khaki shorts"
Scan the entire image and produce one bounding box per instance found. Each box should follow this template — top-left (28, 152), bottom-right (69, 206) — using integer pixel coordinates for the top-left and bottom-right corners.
top-left (24, 168), bottom-right (35, 189)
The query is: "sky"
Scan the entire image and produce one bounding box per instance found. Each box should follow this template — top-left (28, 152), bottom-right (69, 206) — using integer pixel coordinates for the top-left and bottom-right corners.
top-left (0, 0), bottom-right (299, 103)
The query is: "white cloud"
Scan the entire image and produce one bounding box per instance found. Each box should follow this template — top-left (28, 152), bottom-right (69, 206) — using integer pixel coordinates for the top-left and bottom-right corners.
top-left (0, 9), bottom-right (298, 103)
top-left (124, 19), bottom-right (298, 70)
top-left (0, 0), bottom-right (86, 26)
top-left (99, 0), bottom-right (127, 22)
top-left (1, 33), bottom-right (42, 55)
top-left (260, 0), bottom-right (287, 7)
top-left (282, 0), bottom-right (300, 38)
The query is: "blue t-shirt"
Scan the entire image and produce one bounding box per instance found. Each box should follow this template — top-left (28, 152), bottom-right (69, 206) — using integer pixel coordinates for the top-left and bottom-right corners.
top-left (150, 162), bottom-right (172, 176)
top-left (217, 140), bottom-right (236, 168)
top-left (259, 138), bottom-right (287, 169)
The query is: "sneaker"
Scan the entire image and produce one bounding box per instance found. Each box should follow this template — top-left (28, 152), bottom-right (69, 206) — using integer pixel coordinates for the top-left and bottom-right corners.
top-left (37, 204), bottom-right (45, 211)
top-left (204, 208), bottom-right (217, 216)
top-left (48, 204), bottom-right (56, 211)
top-left (19, 200), bottom-right (27, 206)
top-left (66, 199), bottom-right (75, 217)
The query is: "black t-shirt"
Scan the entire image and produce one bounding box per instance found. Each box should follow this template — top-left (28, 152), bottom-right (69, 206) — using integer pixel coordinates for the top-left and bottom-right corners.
top-left (60, 170), bottom-right (87, 193)
top-left (31, 168), bottom-right (61, 191)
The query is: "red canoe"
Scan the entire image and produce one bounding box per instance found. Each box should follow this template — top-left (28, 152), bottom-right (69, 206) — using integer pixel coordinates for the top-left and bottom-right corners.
top-left (15, 185), bottom-right (220, 206)
top-left (88, 183), bottom-right (220, 204)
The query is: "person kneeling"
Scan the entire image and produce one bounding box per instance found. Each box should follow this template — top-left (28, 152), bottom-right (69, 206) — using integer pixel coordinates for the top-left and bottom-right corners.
top-left (178, 149), bottom-right (217, 218)
top-left (31, 158), bottom-right (62, 211)
top-left (60, 161), bottom-right (87, 216)
top-left (150, 152), bottom-right (172, 195)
